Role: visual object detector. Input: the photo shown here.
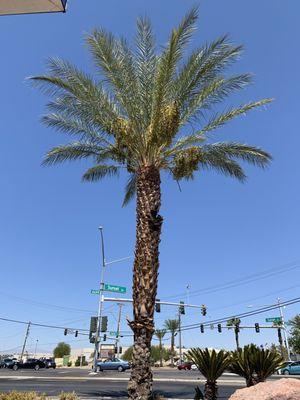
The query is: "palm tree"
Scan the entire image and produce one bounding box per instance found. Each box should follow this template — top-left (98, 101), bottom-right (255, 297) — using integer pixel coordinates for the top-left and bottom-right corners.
top-left (31, 8), bottom-right (272, 399)
top-left (227, 318), bottom-right (241, 351)
top-left (155, 329), bottom-right (166, 367)
top-left (164, 319), bottom-right (179, 367)
top-left (187, 348), bottom-right (231, 400)
top-left (229, 344), bottom-right (284, 386)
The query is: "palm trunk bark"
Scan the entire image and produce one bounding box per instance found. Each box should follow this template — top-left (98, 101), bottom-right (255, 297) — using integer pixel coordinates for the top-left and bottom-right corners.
top-left (235, 327), bottom-right (240, 351)
top-left (159, 337), bottom-right (163, 368)
top-left (128, 166), bottom-right (163, 400)
top-left (170, 333), bottom-right (175, 367)
top-left (204, 381), bottom-right (218, 400)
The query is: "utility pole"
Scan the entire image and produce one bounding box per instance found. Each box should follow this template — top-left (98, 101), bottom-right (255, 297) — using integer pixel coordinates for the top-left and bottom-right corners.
top-left (34, 339), bottom-right (39, 358)
top-left (178, 309), bottom-right (182, 363)
top-left (20, 322), bottom-right (31, 361)
top-left (277, 298), bottom-right (291, 360)
top-left (116, 303), bottom-right (124, 358)
top-left (93, 227), bottom-right (106, 372)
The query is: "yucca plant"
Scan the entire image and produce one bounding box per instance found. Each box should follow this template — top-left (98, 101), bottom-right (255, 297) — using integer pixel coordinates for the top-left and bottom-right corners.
top-left (31, 7), bottom-right (272, 399)
top-left (187, 348), bottom-right (231, 400)
top-left (229, 344), bottom-right (284, 386)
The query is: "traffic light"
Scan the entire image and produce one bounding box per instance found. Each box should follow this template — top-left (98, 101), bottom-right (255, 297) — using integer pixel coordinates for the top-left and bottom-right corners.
top-left (155, 299), bottom-right (161, 313)
top-left (103, 334), bottom-right (107, 341)
top-left (200, 324), bottom-right (204, 333)
top-left (101, 316), bottom-right (108, 332)
top-left (217, 324), bottom-right (222, 333)
top-left (201, 305), bottom-right (207, 316)
top-left (179, 301), bottom-right (185, 315)
top-left (89, 316), bottom-right (98, 338)
top-left (255, 323), bottom-right (260, 333)
top-left (75, 330), bottom-right (78, 337)
top-left (64, 329), bottom-right (68, 336)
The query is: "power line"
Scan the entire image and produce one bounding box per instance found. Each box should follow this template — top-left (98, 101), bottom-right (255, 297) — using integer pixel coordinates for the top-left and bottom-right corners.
top-left (163, 261), bottom-right (300, 300)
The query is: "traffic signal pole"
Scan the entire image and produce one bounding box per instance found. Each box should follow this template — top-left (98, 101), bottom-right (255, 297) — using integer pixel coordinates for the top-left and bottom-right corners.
top-left (116, 303), bottom-right (124, 358)
top-left (93, 227), bottom-right (106, 372)
top-left (178, 309), bottom-right (182, 362)
top-left (277, 298), bottom-right (291, 360)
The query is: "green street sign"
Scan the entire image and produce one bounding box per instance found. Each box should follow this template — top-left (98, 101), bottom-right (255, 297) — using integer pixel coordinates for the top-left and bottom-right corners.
top-left (104, 283), bottom-right (126, 294)
top-left (266, 317), bottom-right (282, 323)
top-left (109, 331), bottom-right (118, 336)
top-left (91, 289), bottom-right (100, 295)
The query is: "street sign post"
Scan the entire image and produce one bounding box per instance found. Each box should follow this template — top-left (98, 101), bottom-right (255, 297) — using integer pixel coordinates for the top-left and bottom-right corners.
top-left (91, 289), bottom-right (100, 295)
top-left (266, 317), bottom-right (282, 323)
top-left (104, 284), bottom-right (126, 294)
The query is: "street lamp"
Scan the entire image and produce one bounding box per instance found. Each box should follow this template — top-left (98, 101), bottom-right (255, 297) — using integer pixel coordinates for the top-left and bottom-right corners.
top-left (0, 0), bottom-right (67, 16)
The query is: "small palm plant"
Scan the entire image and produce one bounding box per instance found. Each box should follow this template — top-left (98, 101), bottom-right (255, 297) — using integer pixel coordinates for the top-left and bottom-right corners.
top-left (229, 344), bottom-right (284, 386)
top-left (155, 329), bottom-right (166, 367)
top-left (187, 348), bottom-right (231, 400)
top-left (164, 319), bottom-right (179, 367)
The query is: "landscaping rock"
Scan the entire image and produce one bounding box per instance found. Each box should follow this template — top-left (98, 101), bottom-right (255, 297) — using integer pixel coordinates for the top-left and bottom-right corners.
top-left (229, 378), bottom-right (300, 400)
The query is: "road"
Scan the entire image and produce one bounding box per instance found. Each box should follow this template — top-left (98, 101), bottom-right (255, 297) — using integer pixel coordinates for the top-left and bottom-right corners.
top-left (0, 368), bottom-right (297, 399)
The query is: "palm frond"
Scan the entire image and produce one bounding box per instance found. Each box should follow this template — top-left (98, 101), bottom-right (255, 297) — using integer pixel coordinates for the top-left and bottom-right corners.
top-left (202, 142), bottom-right (272, 168)
top-left (151, 7), bottom-right (198, 130)
top-left (122, 173), bottom-right (137, 207)
top-left (42, 142), bottom-right (105, 166)
top-left (198, 99), bottom-right (273, 135)
top-left (82, 165), bottom-right (120, 182)
top-left (135, 17), bottom-right (157, 124)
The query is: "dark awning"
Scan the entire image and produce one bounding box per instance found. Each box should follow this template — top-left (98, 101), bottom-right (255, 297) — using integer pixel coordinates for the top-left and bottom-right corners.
top-left (0, 0), bottom-right (67, 15)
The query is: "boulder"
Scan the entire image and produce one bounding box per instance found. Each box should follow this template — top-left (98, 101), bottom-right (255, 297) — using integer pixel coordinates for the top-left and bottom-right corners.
top-left (229, 378), bottom-right (300, 400)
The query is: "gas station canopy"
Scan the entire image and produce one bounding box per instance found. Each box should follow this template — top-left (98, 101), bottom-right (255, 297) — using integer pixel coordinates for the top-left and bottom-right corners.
top-left (0, 0), bottom-right (67, 15)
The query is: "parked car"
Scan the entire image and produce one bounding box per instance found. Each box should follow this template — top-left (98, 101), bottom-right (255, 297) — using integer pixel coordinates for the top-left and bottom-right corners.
top-left (41, 358), bottom-right (56, 369)
top-left (177, 361), bottom-right (193, 370)
top-left (278, 361), bottom-right (300, 375)
top-left (96, 358), bottom-right (131, 372)
top-left (0, 358), bottom-right (17, 368)
top-left (191, 364), bottom-right (198, 371)
top-left (10, 358), bottom-right (46, 371)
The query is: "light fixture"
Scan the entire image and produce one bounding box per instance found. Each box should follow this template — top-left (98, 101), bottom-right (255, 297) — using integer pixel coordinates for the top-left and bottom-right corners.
top-left (0, 0), bottom-right (67, 16)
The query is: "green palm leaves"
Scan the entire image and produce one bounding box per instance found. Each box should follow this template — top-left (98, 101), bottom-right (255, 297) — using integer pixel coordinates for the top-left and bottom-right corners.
top-left (31, 7), bottom-right (272, 204)
top-left (229, 344), bottom-right (284, 386)
top-left (187, 348), bottom-right (231, 400)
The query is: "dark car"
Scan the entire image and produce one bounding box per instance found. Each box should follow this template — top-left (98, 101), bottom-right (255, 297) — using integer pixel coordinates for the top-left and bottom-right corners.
top-left (178, 361), bottom-right (193, 370)
top-left (0, 358), bottom-right (17, 368)
top-left (96, 358), bottom-right (131, 372)
top-left (40, 358), bottom-right (56, 369)
top-left (10, 358), bottom-right (46, 371)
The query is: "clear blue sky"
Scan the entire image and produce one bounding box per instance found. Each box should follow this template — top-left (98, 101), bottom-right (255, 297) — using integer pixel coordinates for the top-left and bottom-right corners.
top-left (0, 0), bottom-right (299, 355)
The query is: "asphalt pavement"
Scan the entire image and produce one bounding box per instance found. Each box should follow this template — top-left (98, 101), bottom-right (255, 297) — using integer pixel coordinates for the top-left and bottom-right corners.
top-left (0, 368), bottom-right (298, 399)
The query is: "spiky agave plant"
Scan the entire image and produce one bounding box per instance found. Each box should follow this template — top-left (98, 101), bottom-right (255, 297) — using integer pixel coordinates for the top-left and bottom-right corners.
top-left (188, 348), bottom-right (231, 400)
top-left (31, 7), bottom-right (272, 399)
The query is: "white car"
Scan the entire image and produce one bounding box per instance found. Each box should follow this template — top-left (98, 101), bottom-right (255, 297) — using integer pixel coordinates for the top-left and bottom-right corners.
top-left (191, 364), bottom-right (198, 371)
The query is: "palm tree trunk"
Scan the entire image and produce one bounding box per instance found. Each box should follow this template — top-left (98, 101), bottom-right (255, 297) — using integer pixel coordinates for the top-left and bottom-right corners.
top-left (204, 381), bottom-right (218, 400)
top-left (170, 333), bottom-right (175, 367)
top-left (159, 337), bottom-right (163, 367)
top-left (128, 166), bottom-right (163, 400)
top-left (235, 327), bottom-right (240, 351)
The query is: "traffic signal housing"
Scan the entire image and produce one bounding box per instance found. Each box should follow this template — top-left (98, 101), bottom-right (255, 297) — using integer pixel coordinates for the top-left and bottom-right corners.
top-left (200, 324), bottom-right (204, 333)
top-left (179, 301), bottom-right (185, 315)
top-left (155, 299), bottom-right (161, 313)
top-left (75, 330), bottom-right (78, 337)
top-left (201, 305), bottom-right (207, 316)
top-left (101, 316), bottom-right (108, 332)
top-left (64, 329), bottom-right (68, 336)
top-left (255, 323), bottom-right (260, 333)
top-left (103, 334), bottom-right (107, 341)
top-left (217, 324), bottom-right (222, 333)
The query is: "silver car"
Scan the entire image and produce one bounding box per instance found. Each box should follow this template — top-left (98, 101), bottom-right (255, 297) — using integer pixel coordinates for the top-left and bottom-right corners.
top-left (96, 358), bottom-right (131, 372)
